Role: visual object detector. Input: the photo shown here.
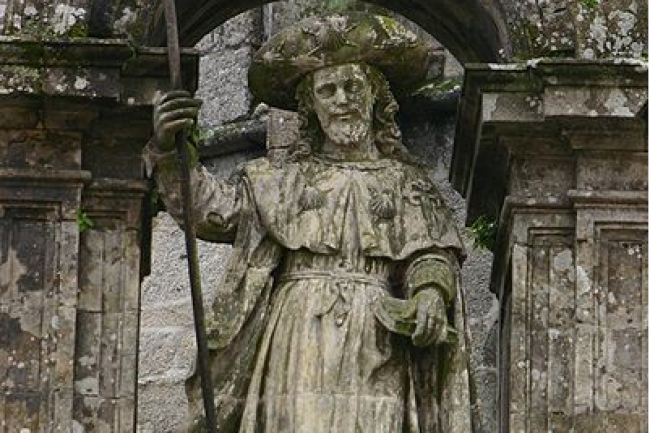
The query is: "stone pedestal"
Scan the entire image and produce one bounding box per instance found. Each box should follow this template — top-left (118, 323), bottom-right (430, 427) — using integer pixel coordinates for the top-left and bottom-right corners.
top-left (0, 38), bottom-right (197, 431)
top-left (451, 60), bottom-right (648, 432)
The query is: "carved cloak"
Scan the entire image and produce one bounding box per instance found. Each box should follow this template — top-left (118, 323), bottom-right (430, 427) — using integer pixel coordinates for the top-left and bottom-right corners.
top-left (174, 156), bottom-right (474, 433)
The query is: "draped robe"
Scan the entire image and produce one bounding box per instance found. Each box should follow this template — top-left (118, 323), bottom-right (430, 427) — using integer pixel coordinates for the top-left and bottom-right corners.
top-left (146, 149), bottom-right (474, 433)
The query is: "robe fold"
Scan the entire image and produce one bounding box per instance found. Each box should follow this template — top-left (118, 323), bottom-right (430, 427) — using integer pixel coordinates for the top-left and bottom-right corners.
top-left (146, 149), bottom-right (474, 433)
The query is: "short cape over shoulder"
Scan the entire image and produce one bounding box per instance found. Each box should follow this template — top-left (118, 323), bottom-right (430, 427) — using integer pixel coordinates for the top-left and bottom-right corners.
top-left (242, 156), bottom-right (465, 262)
top-left (184, 156), bottom-right (472, 433)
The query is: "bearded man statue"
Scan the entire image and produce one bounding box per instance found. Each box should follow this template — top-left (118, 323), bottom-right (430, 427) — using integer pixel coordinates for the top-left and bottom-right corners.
top-left (145, 13), bottom-right (474, 433)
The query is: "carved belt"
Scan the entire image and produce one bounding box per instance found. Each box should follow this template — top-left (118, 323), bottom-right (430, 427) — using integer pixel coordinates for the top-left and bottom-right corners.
top-left (279, 270), bottom-right (389, 289)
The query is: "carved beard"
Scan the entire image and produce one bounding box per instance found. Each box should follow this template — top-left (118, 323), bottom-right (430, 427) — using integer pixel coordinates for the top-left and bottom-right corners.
top-left (321, 116), bottom-right (371, 147)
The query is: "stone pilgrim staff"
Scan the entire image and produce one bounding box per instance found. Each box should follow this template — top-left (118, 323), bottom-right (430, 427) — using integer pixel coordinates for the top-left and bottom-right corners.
top-left (146, 13), bottom-right (474, 432)
top-left (161, 0), bottom-right (217, 430)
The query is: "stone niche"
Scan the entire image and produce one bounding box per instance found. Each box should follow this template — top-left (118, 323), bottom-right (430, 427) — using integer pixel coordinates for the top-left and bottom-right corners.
top-left (452, 59), bottom-right (648, 432)
top-left (0, 37), bottom-right (197, 431)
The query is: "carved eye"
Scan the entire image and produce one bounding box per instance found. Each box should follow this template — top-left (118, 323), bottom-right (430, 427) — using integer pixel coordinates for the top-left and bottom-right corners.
top-left (345, 79), bottom-right (363, 93)
top-left (315, 83), bottom-right (336, 98)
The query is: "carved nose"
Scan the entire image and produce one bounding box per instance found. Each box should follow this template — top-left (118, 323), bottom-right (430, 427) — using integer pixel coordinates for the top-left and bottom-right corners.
top-left (333, 88), bottom-right (348, 105)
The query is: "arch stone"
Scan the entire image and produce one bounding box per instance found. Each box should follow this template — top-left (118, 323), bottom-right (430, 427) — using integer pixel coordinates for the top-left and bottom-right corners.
top-left (144, 0), bottom-right (510, 64)
top-left (0, 1), bottom-right (646, 432)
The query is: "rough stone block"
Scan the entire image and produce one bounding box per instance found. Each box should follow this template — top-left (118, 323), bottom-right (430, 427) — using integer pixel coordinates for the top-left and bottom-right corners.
top-left (576, 0), bottom-right (647, 59)
top-left (196, 46), bottom-right (255, 127)
top-left (138, 326), bottom-right (195, 381)
top-left (137, 381), bottom-right (190, 433)
top-left (195, 10), bottom-right (261, 52)
top-left (0, 129), bottom-right (82, 170)
top-left (142, 213), bottom-right (231, 305)
top-left (140, 299), bottom-right (197, 329)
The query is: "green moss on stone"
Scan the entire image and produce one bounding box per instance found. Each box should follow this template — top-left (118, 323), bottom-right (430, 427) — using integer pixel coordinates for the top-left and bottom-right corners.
top-left (469, 215), bottom-right (497, 250)
top-left (519, 20), bottom-right (544, 58)
top-left (64, 22), bottom-right (90, 38)
top-left (19, 17), bottom-right (50, 38)
top-left (323, 0), bottom-right (357, 12)
top-left (413, 78), bottom-right (462, 99)
top-left (77, 209), bottom-right (95, 233)
top-left (20, 41), bottom-right (47, 64)
top-left (579, 0), bottom-right (599, 9)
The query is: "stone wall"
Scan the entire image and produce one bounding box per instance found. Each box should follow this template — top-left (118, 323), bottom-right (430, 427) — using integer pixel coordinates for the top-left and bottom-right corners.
top-left (137, 4), bottom-right (497, 432)
top-left (0, 1), bottom-right (644, 432)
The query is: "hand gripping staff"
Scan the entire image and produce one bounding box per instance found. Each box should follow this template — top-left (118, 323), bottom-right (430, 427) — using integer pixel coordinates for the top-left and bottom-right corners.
top-left (163, 0), bottom-right (218, 430)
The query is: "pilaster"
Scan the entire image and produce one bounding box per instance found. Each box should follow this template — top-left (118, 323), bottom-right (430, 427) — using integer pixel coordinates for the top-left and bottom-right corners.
top-left (451, 59), bottom-right (647, 432)
top-left (0, 37), bottom-right (198, 431)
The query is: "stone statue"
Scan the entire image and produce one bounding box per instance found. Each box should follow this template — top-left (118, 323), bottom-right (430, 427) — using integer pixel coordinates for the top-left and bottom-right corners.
top-left (145, 14), bottom-right (473, 433)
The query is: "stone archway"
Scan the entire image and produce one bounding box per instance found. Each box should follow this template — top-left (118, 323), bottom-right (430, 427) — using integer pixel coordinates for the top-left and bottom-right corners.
top-left (144, 0), bottom-right (510, 64)
top-left (1, 1), bottom-right (646, 431)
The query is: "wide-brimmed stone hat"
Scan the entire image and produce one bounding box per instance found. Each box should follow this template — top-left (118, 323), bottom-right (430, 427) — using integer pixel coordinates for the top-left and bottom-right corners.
top-left (248, 13), bottom-right (433, 111)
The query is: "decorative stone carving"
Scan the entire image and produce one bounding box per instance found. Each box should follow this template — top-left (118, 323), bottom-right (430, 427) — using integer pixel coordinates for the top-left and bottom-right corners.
top-left (149, 14), bottom-right (473, 433)
top-left (0, 38), bottom-right (199, 431)
top-left (452, 59), bottom-right (647, 432)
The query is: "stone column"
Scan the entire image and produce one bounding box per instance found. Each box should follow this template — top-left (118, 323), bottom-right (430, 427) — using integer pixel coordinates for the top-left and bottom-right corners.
top-left (0, 38), bottom-right (197, 431)
top-left (451, 60), bottom-right (647, 432)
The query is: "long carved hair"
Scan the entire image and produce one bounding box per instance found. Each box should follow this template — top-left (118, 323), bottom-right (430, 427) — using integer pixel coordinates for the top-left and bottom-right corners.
top-left (290, 63), bottom-right (416, 164)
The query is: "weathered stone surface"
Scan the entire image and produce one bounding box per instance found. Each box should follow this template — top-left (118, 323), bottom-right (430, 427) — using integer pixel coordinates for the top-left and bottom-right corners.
top-left (452, 59), bottom-right (648, 222)
top-left (0, 38), bottom-right (199, 105)
top-left (142, 15), bottom-right (478, 431)
top-left (144, 0), bottom-right (507, 64)
top-left (1, 0), bottom-right (155, 41)
top-left (138, 6), bottom-right (501, 431)
top-left (0, 37), bottom-right (198, 432)
top-left (1, 1), bottom-right (643, 431)
top-left (454, 59), bottom-right (648, 431)
top-left (197, 46), bottom-right (256, 128)
top-left (195, 10), bottom-right (261, 128)
top-left (139, 381), bottom-right (191, 433)
top-left (141, 214), bottom-right (231, 306)
top-left (576, 0), bottom-right (647, 59)
top-left (501, 0), bottom-right (647, 59)
top-left (5, 0), bottom-right (643, 65)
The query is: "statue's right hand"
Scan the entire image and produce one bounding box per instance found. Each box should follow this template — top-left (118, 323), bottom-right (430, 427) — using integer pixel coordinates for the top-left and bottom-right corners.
top-left (153, 90), bottom-right (203, 151)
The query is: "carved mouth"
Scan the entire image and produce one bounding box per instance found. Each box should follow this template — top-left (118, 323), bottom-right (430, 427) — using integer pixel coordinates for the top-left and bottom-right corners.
top-left (331, 112), bottom-right (357, 120)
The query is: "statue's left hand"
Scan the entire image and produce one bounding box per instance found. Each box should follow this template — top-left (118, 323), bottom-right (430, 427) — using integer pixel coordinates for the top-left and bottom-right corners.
top-left (411, 289), bottom-right (447, 347)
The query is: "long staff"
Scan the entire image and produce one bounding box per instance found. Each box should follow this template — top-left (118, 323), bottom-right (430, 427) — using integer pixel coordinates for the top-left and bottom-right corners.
top-left (163, 0), bottom-right (218, 430)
